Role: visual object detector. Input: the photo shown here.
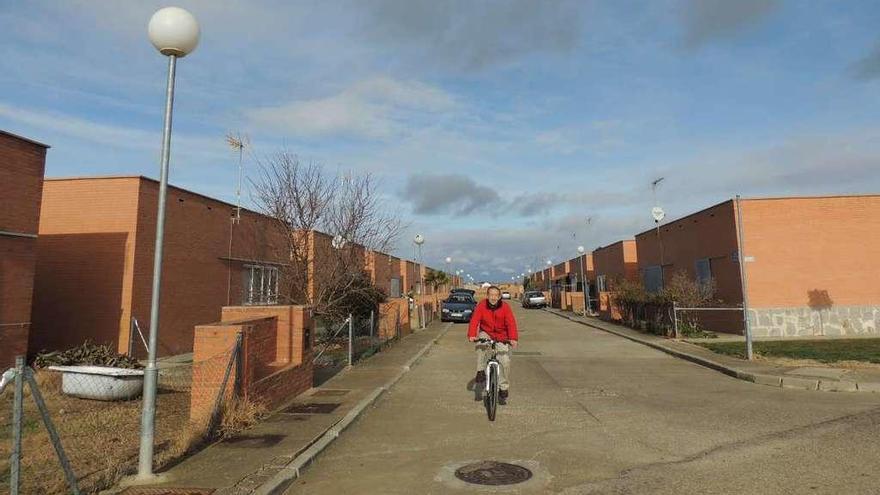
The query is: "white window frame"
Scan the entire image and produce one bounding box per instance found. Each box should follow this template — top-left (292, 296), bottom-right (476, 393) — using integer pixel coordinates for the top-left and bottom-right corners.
top-left (596, 274), bottom-right (607, 292)
top-left (244, 264), bottom-right (280, 305)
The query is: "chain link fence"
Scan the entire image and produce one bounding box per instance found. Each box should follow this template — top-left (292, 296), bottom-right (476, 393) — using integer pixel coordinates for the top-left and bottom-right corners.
top-left (1, 337), bottom-right (243, 495)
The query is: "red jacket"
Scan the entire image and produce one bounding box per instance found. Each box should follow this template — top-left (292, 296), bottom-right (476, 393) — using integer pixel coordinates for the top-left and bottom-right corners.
top-left (467, 300), bottom-right (519, 342)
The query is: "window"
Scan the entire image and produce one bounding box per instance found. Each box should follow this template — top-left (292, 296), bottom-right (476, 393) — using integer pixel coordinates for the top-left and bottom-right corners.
top-left (643, 265), bottom-right (663, 293)
top-left (244, 264), bottom-right (280, 305)
top-left (695, 258), bottom-right (712, 288)
top-left (596, 275), bottom-right (607, 292)
top-left (390, 277), bottom-right (401, 298)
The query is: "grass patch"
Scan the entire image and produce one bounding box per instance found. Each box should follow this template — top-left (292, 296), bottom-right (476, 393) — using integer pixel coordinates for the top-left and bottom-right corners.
top-left (697, 339), bottom-right (880, 364)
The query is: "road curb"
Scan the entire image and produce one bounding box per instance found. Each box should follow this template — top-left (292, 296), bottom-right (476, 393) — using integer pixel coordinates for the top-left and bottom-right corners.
top-left (254, 323), bottom-right (453, 495)
top-left (544, 309), bottom-right (876, 394)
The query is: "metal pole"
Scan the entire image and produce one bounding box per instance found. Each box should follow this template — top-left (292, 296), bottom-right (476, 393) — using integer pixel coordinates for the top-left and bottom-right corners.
top-left (348, 314), bottom-right (353, 366)
top-left (128, 317), bottom-right (134, 357)
top-left (10, 356), bottom-right (24, 495)
top-left (370, 310), bottom-right (375, 344)
top-left (418, 245), bottom-right (425, 329)
top-left (735, 195), bottom-right (754, 360)
top-left (25, 370), bottom-right (80, 495)
top-left (139, 54), bottom-right (177, 478)
top-left (673, 301), bottom-right (679, 339)
top-left (579, 255), bottom-right (587, 316)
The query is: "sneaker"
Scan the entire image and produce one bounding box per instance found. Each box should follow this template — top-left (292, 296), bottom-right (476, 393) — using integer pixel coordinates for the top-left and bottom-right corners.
top-left (499, 389), bottom-right (509, 405)
top-left (475, 371), bottom-right (486, 384)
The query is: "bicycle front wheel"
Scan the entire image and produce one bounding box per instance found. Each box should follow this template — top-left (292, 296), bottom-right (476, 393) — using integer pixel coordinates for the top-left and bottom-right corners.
top-left (485, 365), bottom-right (498, 421)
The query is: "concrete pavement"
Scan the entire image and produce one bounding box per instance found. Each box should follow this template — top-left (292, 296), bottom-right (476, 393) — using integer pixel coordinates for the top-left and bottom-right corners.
top-left (282, 303), bottom-right (880, 494)
top-left (545, 307), bottom-right (880, 393)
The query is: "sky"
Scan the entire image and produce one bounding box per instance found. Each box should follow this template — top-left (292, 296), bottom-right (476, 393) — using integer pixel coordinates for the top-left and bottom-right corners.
top-left (2, 0), bottom-right (879, 282)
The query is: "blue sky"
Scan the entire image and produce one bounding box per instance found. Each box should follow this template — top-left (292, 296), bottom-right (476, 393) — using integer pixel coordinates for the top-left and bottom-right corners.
top-left (2, 0), bottom-right (879, 282)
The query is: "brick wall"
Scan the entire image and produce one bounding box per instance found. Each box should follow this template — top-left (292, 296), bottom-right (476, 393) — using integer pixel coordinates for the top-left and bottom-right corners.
top-left (0, 132), bottom-right (47, 368)
top-left (190, 305), bottom-right (315, 421)
top-left (739, 196), bottom-right (880, 337)
top-left (593, 240), bottom-right (639, 289)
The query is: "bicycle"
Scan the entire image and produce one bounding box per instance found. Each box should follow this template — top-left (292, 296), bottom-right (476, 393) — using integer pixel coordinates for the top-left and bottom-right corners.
top-left (476, 337), bottom-right (508, 421)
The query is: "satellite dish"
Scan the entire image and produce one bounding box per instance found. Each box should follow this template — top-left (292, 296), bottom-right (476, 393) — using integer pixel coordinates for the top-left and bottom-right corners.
top-left (651, 206), bottom-right (665, 223)
top-left (331, 234), bottom-right (346, 249)
top-left (414, 234), bottom-right (425, 245)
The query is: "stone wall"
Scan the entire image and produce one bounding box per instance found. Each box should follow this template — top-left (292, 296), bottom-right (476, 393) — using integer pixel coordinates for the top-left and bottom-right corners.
top-left (750, 306), bottom-right (880, 337)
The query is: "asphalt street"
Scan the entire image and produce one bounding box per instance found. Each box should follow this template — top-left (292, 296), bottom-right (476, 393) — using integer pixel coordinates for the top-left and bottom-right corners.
top-left (284, 303), bottom-right (880, 494)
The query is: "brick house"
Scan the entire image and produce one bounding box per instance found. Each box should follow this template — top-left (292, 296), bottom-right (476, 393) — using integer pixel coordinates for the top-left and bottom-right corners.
top-left (31, 176), bottom-right (292, 357)
top-left (592, 240), bottom-right (639, 320)
top-left (30, 175), bottom-right (434, 357)
top-left (0, 131), bottom-right (49, 368)
top-left (635, 195), bottom-right (880, 337)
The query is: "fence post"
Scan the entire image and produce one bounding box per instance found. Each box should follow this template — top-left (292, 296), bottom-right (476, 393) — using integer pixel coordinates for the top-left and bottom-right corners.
top-left (348, 314), bottom-right (353, 367)
top-left (128, 317), bottom-right (134, 357)
top-left (673, 301), bottom-right (679, 339)
top-left (233, 332), bottom-right (243, 400)
top-left (25, 370), bottom-right (80, 495)
top-left (209, 335), bottom-right (242, 436)
top-left (11, 356), bottom-right (24, 495)
top-left (370, 310), bottom-right (375, 344)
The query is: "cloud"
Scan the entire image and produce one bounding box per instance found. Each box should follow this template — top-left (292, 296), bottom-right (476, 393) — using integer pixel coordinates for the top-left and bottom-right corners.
top-left (247, 77), bottom-right (458, 139)
top-left (681, 0), bottom-right (781, 50)
top-left (851, 41), bottom-right (880, 80)
top-left (0, 102), bottom-right (224, 159)
top-left (402, 174), bottom-right (501, 215)
top-left (353, 0), bottom-right (585, 71)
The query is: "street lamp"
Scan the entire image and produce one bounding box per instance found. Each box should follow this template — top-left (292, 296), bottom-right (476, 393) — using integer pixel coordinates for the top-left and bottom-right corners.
top-left (139, 6), bottom-right (200, 480)
top-left (577, 246), bottom-right (588, 316)
top-left (414, 234), bottom-right (425, 329)
top-left (546, 259), bottom-right (552, 291)
top-left (445, 257), bottom-right (452, 290)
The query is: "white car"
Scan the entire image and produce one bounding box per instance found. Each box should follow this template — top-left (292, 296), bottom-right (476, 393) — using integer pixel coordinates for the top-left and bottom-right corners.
top-left (501, 291), bottom-right (511, 299)
top-left (522, 291), bottom-right (546, 309)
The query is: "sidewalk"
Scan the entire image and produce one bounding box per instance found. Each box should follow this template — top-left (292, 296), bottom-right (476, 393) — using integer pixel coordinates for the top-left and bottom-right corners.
top-left (112, 321), bottom-right (453, 495)
top-left (544, 308), bottom-right (880, 393)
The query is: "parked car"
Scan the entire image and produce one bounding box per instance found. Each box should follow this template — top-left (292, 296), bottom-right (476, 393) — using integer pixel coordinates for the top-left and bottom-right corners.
top-left (441, 293), bottom-right (477, 323)
top-left (501, 291), bottom-right (511, 300)
top-left (521, 291), bottom-right (547, 309)
top-left (451, 288), bottom-right (476, 296)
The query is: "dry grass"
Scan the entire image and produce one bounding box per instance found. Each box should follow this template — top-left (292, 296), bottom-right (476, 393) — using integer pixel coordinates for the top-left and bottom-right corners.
top-left (0, 370), bottom-right (195, 495)
top-left (217, 399), bottom-right (268, 439)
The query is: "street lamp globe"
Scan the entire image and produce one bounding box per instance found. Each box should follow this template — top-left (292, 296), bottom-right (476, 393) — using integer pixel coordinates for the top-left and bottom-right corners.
top-left (446, 256), bottom-right (452, 264)
top-left (148, 7), bottom-right (200, 57)
top-left (578, 245), bottom-right (585, 254)
top-left (547, 260), bottom-right (552, 266)
top-left (414, 234), bottom-right (425, 245)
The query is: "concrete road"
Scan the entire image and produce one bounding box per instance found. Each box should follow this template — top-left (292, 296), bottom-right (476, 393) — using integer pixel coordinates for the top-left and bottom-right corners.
top-left (284, 304), bottom-right (880, 494)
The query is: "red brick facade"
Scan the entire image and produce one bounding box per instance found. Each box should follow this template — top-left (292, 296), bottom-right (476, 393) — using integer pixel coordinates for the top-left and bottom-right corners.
top-left (0, 131), bottom-right (48, 368)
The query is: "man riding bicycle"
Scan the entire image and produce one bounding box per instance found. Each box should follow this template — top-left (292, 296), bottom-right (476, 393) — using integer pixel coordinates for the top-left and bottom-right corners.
top-left (468, 286), bottom-right (519, 404)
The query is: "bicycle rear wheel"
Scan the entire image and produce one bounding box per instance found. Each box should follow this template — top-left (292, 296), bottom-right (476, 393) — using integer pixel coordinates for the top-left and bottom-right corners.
top-left (485, 365), bottom-right (498, 421)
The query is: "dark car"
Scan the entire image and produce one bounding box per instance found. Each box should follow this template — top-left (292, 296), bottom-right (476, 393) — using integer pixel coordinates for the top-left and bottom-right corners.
top-left (450, 288), bottom-right (476, 296)
top-left (442, 293), bottom-right (477, 323)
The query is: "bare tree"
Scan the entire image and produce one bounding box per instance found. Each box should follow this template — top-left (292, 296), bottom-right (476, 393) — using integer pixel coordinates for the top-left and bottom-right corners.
top-left (250, 150), bottom-right (404, 321)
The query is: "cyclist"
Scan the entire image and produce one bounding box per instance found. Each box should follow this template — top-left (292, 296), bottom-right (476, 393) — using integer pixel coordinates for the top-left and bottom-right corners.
top-left (468, 286), bottom-right (519, 404)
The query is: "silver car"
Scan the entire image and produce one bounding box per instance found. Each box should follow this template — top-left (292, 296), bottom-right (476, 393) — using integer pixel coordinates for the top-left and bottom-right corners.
top-left (521, 291), bottom-right (546, 309)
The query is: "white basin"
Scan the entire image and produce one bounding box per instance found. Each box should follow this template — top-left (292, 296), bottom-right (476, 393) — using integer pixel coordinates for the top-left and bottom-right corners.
top-left (48, 365), bottom-right (145, 401)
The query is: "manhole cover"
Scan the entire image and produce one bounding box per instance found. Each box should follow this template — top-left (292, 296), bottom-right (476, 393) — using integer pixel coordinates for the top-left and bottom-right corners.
top-left (118, 489), bottom-right (214, 495)
top-left (283, 402), bottom-right (341, 414)
top-left (454, 461), bottom-right (533, 486)
top-left (311, 389), bottom-right (350, 397)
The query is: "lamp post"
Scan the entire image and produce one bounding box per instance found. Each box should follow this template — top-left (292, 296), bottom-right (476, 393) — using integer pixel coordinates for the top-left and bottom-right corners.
top-left (414, 234), bottom-right (425, 329)
top-left (546, 259), bottom-right (552, 291)
top-left (139, 6), bottom-right (200, 479)
top-left (577, 246), bottom-right (588, 316)
top-left (445, 257), bottom-right (452, 291)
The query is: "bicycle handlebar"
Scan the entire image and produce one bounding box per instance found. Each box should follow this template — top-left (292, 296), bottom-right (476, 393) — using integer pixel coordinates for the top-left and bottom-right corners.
top-left (475, 337), bottom-right (510, 345)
